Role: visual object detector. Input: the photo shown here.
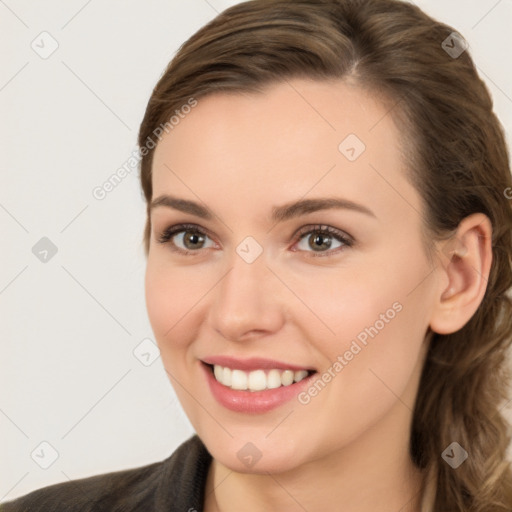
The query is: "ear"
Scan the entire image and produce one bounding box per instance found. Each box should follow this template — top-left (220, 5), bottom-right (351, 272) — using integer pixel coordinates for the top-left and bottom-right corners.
top-left (429, 213), bottom-right (493, 335)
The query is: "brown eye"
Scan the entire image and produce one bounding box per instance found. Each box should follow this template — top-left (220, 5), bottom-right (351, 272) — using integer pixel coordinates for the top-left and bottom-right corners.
top-left (157, 224), bottom-right (215, 255)
top-left (180, 230), bottom-right (206, 250)
top-left (294, 225), bottom-right (353, 257)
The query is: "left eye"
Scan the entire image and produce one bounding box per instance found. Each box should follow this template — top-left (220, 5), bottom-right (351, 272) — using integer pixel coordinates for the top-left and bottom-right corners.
top-left (157, 223), bottom-right (353, 257)
top-left (293, 225), bottom-right (353, 257)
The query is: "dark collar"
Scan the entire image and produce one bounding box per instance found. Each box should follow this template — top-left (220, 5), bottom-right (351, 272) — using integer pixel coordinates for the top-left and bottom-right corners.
top-left (155, 434), bottom-right (213, 511)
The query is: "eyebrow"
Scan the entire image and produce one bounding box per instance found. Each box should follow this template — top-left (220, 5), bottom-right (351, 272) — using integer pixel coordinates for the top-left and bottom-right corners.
top-left (150, 195), bottom-right (376, 222)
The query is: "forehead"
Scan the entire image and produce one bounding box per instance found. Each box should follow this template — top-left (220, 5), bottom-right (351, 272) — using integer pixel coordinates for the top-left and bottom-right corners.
top-left (151, 78), bottom-right (420, 221)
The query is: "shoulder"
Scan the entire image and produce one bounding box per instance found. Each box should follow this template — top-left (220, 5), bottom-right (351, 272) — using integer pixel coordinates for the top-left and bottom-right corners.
top-left (0, 434), bottom-right (211, 512)
top-left (1, 459), bottom-right (162, 512)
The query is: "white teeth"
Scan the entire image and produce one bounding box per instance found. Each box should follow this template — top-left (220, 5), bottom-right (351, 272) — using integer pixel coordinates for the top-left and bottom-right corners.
top-left (222, 367), bottom-right (232, 386)
top-left (267, 369), bottom-right (282, 389)
top-left (248, 369), bottom-right (267, 391)
top-left (214, 365), bottom-right (223, 382)
top-left (211, 364), bottom-right (311, 391)
top-left (294, 370), bottom-right (308, 382)
top-left (281, 370), bottom-right (294, 386)
top-left (231, 369), bottom-right (248, 390)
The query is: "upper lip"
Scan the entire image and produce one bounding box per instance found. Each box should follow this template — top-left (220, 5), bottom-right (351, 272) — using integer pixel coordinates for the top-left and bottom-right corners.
top-left (201, 355), bottom-right (315, 372)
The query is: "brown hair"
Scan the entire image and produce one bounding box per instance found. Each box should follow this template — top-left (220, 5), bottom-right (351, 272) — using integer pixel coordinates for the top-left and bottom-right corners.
top-left (137, 0), bottom-right (512, 509)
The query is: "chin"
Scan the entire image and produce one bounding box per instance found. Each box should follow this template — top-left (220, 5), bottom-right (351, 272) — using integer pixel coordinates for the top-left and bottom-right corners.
top-left (220, 450), bottom-right (300, 475)
top-left (201, 429), bottom-right (306, 474)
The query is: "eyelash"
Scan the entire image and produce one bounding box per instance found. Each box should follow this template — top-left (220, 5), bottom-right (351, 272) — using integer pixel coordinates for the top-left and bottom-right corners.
top-left (156, 223), bottom-right (354, 258)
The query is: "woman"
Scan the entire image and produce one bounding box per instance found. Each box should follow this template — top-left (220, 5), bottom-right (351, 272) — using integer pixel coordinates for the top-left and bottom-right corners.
top-left (3, 0), bottom-right (512, 510)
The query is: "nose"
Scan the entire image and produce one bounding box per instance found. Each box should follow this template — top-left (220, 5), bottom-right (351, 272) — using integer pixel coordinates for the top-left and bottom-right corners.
top-left (207, 246), bottom-right (285, 342)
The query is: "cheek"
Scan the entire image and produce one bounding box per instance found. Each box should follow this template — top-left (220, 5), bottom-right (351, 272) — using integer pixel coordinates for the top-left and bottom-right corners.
top-left (323, 240), bottom-right (431, 341)
top-left (293, 244), bottom-right (431, 385)
top-left (294, 285), bottom-right (428, 450)
top-left (300, 252), bottom-right (430, 417)
top-left (287, 263), bottom-right (405, 349)
top-left (144, 260), bottom-right (205, 350)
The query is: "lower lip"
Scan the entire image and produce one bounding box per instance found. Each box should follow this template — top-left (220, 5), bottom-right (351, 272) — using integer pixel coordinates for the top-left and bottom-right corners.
top-left (201, 362), bottom-right (316, 414)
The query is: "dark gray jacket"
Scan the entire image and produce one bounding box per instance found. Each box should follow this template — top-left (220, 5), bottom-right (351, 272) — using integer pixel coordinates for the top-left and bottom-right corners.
top-left (0, 435), bottom-right (212, 512)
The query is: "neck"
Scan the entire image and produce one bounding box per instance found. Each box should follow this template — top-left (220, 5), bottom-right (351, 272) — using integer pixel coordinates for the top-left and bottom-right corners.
top-left (204, 400), bottom-right (425, 512)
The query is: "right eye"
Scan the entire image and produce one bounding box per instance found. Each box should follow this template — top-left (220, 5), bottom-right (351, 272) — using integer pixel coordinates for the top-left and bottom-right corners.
top-left (157, 223), bottom-right (216, 255)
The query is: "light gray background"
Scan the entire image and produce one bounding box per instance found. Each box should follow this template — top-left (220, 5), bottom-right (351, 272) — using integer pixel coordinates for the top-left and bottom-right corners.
top-left (1, 0), bottom-right (511, 501)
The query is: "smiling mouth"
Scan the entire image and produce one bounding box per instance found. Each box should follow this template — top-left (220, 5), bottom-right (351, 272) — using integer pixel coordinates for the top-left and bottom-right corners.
top-left (204, 363), bottom-right (317, 392)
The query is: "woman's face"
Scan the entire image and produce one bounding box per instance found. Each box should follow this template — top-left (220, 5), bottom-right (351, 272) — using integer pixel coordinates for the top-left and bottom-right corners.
top-left (145, 79), bottom-right (439, 473)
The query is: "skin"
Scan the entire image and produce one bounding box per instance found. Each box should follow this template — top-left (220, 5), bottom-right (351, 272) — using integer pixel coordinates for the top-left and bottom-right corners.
top-left (145, 78), bottom-right (492, 512)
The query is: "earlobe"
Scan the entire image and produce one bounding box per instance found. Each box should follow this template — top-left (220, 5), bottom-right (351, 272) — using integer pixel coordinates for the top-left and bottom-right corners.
top-left (429, 213), bottom-right (493, 335)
